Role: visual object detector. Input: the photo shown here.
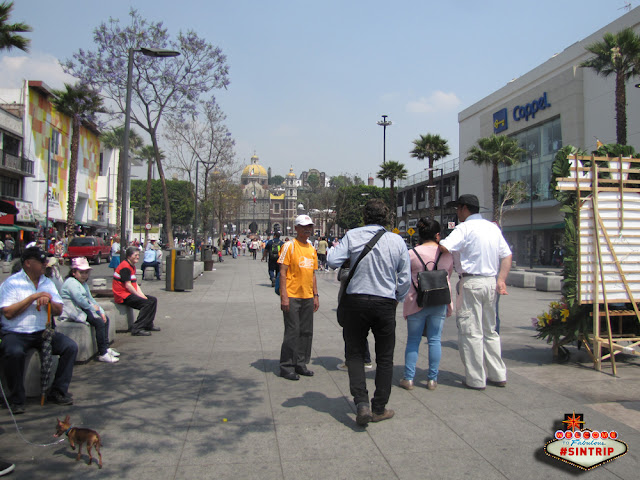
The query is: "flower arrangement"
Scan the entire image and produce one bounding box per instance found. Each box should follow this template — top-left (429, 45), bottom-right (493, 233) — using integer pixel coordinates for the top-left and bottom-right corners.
top-left (532, 299), bottom-right (571, 342)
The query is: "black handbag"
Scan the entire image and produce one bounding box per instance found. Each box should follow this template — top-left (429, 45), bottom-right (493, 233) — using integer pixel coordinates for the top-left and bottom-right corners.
top-left (411, 247), bottom-right (451, 308)
top-left (336, 229), bottom-right (386, 326)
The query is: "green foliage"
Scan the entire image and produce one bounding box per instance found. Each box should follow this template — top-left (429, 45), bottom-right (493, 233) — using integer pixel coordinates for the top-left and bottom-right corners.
top-left (0, 2), bottom-right (32, 53)
top-left (131, 179), bottom-right (194, 227)
top-left (335, 185), bottom-right (390, 229)
top-left (307, 173), bottom-right (320, 191)
top-left (269, 175), bottom-right (285, 186)
top-left (329, 175), bottom-right (354, 189)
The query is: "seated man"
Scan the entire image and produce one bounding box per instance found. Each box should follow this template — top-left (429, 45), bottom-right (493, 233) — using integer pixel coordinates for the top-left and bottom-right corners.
top-left (0, 247), bottom-right (78, 414)
top-left (141, 240), bottom-right (161, 280)
top-left (113, 246), bottom-right (159, 336)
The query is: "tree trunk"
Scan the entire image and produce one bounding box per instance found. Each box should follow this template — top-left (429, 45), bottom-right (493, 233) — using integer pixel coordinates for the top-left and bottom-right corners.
top-left (65, 117), bottom-right (80, 238)
top-left (492, 162), bottom-right (500, 222)
top-left (144, 158), bottom-right (153, 246)
top-left (115, 151), bottom-right (123, 238)
top-left (428, 157), bottom-right (435, 220)
top-left (615, 71), bottom-right (627, 146)
top-left (152, 135), bottom-right (174, 248)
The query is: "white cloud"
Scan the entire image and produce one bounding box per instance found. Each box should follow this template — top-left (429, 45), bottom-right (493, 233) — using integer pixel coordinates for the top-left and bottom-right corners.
top-left (0, 52), bottom-right (75, 89)
top-left (406, 90), bottom-right (461, 114)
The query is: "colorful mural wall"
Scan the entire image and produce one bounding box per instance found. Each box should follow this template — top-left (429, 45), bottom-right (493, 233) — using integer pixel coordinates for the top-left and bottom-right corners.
top-left (25, 85), bottom-right (101, 226)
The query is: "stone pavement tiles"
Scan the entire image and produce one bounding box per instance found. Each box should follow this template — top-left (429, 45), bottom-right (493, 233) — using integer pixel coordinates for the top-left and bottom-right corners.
top-left (0, 255), bottom-right (638, 478)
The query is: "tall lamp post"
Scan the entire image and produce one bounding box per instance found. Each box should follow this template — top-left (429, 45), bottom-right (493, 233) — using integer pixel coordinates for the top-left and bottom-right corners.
top-left (425, 167), bottom-right (444, 226)
top-left (377, 115), bottom-right (392, 187)
top-left (120, 47), bottom-right (180, 248)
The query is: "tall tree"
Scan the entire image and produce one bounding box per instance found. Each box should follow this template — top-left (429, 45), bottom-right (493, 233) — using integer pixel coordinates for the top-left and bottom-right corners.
top-left (377, 161), bottom-right (407, 226)
top-left (307, 173), bottom-right (320, 192)
top-left (465, 134), bottom-right (525, 222)
top-left (580, 28), bottom-right (640, 146)
top-left (137, 144), bottom-right (164, 245)
top-left (64, 9), bottom-right (230, 247)
top-left (51, 83), bottom-right (105, 238)
top-left (410, 133), bottom-right (450, 219)
top-left (0, 1), bottom-right (31, 52)
top-left (100, 126), bottom-right (143, 237)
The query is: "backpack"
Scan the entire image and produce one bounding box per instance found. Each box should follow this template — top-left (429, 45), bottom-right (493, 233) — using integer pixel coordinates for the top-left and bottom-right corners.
top-left (269, 239), bottom-right (283, 264)
top-left (411, 248), bottom-right (451, 308)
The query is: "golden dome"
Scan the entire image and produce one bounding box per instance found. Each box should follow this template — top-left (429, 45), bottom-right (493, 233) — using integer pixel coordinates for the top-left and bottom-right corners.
top-left (241, 153), bottom-right (267, 178)
top-left (286, 167), bottom-right (296, 177)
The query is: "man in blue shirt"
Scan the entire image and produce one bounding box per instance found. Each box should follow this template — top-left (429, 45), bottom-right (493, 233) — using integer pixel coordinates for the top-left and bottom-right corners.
top-left (141, 239), bottom-right (161, 280)
top-left (327, 199), bottom-right (410, 426)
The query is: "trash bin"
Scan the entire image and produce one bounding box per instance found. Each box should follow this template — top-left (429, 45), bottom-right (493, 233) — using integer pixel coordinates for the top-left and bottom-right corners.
top-left (201, 245), bottom-right (213, 262)
top-left (166, 251), bottom-right (194, 291)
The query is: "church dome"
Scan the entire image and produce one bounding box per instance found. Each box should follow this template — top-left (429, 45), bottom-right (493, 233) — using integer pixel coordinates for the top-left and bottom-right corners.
top-left (242, 154), bottom-right (267, 178)
top-left (286, 167), bottom-right (296, 178)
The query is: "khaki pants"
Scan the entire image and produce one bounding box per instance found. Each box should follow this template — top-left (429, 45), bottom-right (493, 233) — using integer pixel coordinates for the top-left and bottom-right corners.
top-left (456, 276), bottom-right (506, 388)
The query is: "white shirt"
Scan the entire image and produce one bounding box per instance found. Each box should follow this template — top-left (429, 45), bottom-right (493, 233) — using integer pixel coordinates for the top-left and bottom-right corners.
top-left (0, 270), bottom-right (63, 333)
top-left (440, 214), bottom-right (511, 276)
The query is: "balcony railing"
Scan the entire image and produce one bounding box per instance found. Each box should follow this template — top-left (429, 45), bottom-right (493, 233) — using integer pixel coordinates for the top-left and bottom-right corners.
top-left (397, 157), bottom-right (459, 189)
top-left (1, 150), bottom-right (34, 176)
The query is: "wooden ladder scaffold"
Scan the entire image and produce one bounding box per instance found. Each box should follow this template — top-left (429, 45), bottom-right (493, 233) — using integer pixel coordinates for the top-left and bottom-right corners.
top-left (555, 155), bottom-right (640, 374)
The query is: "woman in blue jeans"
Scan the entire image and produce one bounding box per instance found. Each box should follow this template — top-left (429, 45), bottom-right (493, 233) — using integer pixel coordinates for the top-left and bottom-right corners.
top-left (400, 218), bottom-right (453, 391)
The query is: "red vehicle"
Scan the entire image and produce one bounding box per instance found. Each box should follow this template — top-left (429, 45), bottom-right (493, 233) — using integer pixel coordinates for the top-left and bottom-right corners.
top-left (64, 236), bottom-right (111, 265)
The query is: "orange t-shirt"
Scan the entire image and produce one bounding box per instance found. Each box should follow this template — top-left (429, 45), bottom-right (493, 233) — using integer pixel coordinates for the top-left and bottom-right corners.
top-left (278, 239), bottom-right (317, 299)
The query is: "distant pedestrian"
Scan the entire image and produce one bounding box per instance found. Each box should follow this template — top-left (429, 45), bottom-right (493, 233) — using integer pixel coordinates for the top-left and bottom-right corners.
top-left (439, 194), bottom-right (512, 390)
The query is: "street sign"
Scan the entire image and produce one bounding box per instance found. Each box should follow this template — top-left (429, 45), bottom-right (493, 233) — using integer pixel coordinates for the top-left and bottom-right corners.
top-left (407, 228), bottom-right (415, 236)
top-left (448, 222), bottom-right (456, 229)
top-left (145, 223), bottom-right (152, 230)
top-left (392, 228), bottom-right (400, 234)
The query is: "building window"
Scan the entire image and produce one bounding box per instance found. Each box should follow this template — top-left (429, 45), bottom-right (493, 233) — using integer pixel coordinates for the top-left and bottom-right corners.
top-left (50, 159), bottom-right (59, 184)
top-left (274, 203), bottom-right (280, 214)
top-left (0, 175), bottom-right (20, 197)
top-left (51, 130), bottom-right (60, 156)
top-left (499, 116), bottom-right (562, 203)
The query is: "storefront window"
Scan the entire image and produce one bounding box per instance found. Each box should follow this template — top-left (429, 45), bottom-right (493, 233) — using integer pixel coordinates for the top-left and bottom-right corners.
top-left (499, 117), bottom-right (562, 203)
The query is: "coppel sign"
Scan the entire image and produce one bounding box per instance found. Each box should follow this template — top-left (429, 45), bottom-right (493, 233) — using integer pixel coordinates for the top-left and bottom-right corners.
top-left (493, 92), bottom-right (552, 133)
top-left (513, 92), bottom-right (551, 122)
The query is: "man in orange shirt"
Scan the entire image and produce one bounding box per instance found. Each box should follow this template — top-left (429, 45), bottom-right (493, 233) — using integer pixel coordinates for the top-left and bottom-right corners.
top-left (278, 215), bottom-right (319, 380)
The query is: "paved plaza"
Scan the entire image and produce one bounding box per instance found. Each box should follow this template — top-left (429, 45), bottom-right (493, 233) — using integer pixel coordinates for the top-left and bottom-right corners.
top-left (0, 254), bottom-right (639, 479)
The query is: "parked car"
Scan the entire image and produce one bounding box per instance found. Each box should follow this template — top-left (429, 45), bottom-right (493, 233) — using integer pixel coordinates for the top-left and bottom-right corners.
top-left (64, 236), bottom-right (111, 265)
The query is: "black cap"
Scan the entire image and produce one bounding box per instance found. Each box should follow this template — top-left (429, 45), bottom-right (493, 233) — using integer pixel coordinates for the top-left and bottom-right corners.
top-left (21, 247), bottom-right (47, 263)
top-left (446, 194), bottom-right (480, 209)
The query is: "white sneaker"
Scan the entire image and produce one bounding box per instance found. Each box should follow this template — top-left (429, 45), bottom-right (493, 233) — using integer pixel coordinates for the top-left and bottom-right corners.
top-left (107, 348), bottom-right (120, 357)
top-left (365, 363), bottom-right (374, 369)
top-left (98, 352), bottom-right (119, 363)
top-left (337, 362), bottom-right (348, 371)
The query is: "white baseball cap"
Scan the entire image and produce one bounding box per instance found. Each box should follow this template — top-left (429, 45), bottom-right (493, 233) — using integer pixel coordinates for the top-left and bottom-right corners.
top-left (294, 215), bottom-right (314, 226)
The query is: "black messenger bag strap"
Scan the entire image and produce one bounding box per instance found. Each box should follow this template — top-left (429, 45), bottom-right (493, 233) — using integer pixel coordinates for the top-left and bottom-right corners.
top-left (340, 228), bottom-right (386, 302)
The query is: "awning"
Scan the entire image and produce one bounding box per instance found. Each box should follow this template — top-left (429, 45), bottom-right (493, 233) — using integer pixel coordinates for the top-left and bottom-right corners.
top-left (16, 225), bottom-right (39, 232)
top-left (0, 226), bottom-right (19, 232)
top-left (0, 225), bottom-right (40, 232)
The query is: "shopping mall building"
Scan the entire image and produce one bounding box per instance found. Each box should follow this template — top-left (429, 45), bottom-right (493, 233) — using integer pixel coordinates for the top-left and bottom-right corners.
top-left (458, 7), bottom-right (640, 267)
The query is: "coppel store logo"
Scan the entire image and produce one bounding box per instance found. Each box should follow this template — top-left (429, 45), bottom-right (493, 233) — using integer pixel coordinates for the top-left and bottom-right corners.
top-left (493, 92), bottom-right (551, 133)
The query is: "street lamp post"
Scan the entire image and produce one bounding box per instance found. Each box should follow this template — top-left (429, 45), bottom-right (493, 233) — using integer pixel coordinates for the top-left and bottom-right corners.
top-left (425, 167), bottom-right (444, 226)
top-left (377, 115), bottom-right (392, 187)
top-left (120, 47), bottom-right (180, 248)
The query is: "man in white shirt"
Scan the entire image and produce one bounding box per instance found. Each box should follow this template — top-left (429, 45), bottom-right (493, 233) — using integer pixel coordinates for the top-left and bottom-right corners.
top-left (439, 195), bottom-right (512, 390)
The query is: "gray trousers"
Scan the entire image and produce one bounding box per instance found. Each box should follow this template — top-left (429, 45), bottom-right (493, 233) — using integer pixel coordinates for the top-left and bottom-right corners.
top-left (456, 276), bottom-right (507, 388)
top-left (279, 297), bottom-right (314, 375)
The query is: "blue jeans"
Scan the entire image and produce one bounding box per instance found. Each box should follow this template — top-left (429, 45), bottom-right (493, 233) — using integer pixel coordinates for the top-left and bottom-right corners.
top-left (232, 246), bottom-right (238, 258)
top-left (404, 305), bottom-right (447, 381)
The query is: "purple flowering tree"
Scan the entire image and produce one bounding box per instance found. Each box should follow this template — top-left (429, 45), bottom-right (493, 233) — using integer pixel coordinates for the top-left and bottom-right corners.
top-left (63, 9), bottom-right (230, 246)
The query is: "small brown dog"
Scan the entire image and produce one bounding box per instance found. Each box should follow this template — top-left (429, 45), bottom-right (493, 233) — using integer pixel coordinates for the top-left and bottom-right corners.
top-left (54, 415), bottom-right (102, 468)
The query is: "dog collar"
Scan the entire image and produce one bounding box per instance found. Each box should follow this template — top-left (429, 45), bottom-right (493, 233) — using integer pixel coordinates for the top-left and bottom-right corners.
top-left (64, 427), bottom-right (73, 436)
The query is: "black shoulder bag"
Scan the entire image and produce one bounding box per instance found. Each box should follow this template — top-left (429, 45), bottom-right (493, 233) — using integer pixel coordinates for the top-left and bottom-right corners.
top-left (336, 229), bottom-right (386, 326)
top-left (411, 247), bottom-right (451, 308)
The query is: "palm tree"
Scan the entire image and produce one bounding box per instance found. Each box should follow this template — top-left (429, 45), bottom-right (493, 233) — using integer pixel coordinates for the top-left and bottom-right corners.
top-left (410, 133), bottom-right (450, 219)
top-left (100, 126), bottom-right (143, 238)
top-left (0, 2), bottom-right (31, 52)
top-left (580, 28), bottom-right (640, 146)
top-left (465, 134), bottom-right (525, 222)
top-left (136, 145), bottom-right (164, 245)
top-left (377, 161), bottom-right (408, 226)
top-left (51, 83), bottom-right (106, 238)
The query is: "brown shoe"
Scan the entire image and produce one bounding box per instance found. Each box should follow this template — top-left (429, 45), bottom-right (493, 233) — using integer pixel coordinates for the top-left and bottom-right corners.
top-left (487, 379), bottom-right (507, 387)
top-left (356, 404), bottom-right (372, 426)
top-left (399, 379), bottom-right (414, 390)
top-left (371, 409), bottom-right (395, 422)
top-left (462, 381), bottom-right (486, 391)
top-left (426, 380), bottom-right (437, 390)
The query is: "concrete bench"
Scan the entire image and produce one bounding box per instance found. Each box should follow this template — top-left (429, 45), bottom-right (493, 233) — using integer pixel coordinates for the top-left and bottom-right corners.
top-left (194, 261), bottom-right (204, 278)
top-left (99, 300), bottom-right (135, 332)
top-left (535, 273), bottom-right (563, 292)
top-left (56, 318), bottom-right (117, 363)
top-left (0, 348), bottom-right (59, 398)
top-left (506, 270), bottom-right (538, 288)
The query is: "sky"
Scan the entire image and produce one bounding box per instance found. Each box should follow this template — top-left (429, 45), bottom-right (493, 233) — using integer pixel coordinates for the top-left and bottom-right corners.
top-left (2, 0), bottom-right (636, 183)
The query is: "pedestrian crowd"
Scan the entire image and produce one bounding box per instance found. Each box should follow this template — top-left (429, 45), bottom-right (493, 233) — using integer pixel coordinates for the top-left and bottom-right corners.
top-left (272, 194), bottom-right (512, 427)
